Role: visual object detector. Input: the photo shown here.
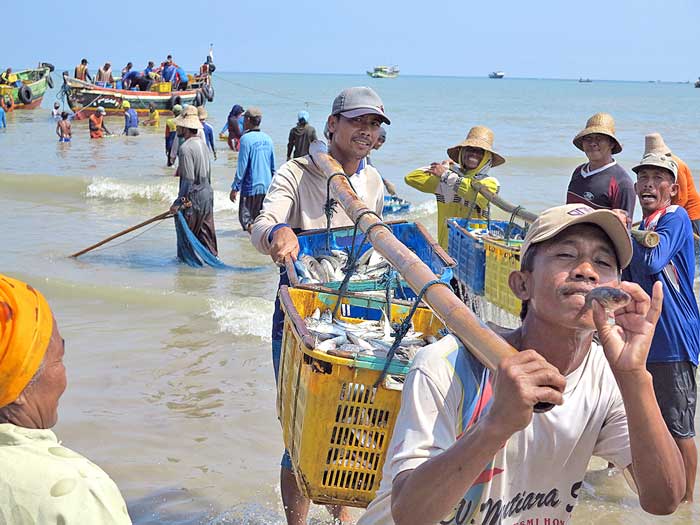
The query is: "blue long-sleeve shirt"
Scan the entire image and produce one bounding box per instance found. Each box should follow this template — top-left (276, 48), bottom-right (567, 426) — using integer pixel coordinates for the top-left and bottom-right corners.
top-left (202, 121), bottom-right (215, 154)
top-left (231, 129), bottom-right (275, 196)
top-left (162, 65), bottom-right (176, 82)
top-left (123, 108), bottom-right (138, 132)
top-left (622, 204), bottom-right (700, 365)
top-left (0, 106), bottom-right (5, 128)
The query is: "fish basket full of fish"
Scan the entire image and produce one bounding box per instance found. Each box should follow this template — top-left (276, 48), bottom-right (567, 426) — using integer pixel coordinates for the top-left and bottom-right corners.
top-left (288, 221), bottom-right (455, 305)
top-left (277, 286), bottom-right (445, 507)
top-left (447, 219), bottom-right (526, 295)
top-left (484, 237), bottom-right (523, 317)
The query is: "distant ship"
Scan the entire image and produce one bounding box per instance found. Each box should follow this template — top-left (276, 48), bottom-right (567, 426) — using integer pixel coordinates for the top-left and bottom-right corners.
top-left (367, 65), bottom-right (399, 79)
top-left (695, 77), bottom-right (700, 88)
top-left (578, 78), bottom-right (592, 83)
top-left (488, 71), bottom-right (505, 79)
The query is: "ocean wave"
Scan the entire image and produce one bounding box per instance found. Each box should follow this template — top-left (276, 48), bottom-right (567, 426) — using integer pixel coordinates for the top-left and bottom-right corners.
top-left (86, 177), bottom-right (237, 212)
top-left (208, 297), bottom-right (274, 340)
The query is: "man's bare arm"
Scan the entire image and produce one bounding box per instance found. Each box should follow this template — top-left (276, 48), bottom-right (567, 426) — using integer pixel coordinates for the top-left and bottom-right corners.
top-left (593, 281), bottom-right (684, 514)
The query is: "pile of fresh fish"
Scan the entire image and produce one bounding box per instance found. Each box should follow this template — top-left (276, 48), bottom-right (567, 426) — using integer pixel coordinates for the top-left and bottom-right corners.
top-left (304, 308), bottom-right (438, 363)
top-left (294, 248), bottom-right (392, 285)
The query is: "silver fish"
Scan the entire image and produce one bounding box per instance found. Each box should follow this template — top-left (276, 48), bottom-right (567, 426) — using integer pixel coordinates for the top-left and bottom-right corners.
top-left (584, 287), bottom-right (631, 311)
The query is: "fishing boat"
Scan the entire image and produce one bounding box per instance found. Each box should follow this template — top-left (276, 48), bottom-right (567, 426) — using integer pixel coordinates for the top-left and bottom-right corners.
top-left (60, 71), bottom-right (214, 118)
top-left (488, 71), bottom-right (505, 79)
top-left (0, 63), bottom-right (55, 109)
top-left (367, 65), bottom-right (400, 79)
top-left (578, 78), bottom-right (593, 83)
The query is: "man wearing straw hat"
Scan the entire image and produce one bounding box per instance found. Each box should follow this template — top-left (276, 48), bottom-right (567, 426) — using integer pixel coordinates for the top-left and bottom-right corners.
top-left (643, 132), bottom-right (700, 235)
top-left (623, 151), bottom-right (699, 502)
top-left (359, 204), bottom-right (685, 525)
top-left (169, 105), bottom-right (218, 258)
top-left (404, 125), bottom-right (502, 249)
top-left (567, 112), bottom-right (635, 224)
top-left (0, 274), bottom-right (132, 524)
top-left (251, 86), bottom-right (389, 525)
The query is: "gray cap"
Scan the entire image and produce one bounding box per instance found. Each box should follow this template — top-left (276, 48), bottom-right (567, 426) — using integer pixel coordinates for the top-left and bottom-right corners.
top-left (632, 153), bottom-right (678, 181)
top-left (332, 86), bottom-right (390, 124)
top-left (96, 106), bottom-right (106, 114)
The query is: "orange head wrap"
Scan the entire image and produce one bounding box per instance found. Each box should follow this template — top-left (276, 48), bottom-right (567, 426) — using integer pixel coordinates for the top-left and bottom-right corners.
top-left (0, 274), bottom-right (53, 408)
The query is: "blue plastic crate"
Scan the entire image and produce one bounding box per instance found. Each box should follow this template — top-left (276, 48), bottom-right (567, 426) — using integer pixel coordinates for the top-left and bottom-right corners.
top-left (447, 219), bottom-right (526, 295)
top-left (289, 221), bottom-right (455, 316)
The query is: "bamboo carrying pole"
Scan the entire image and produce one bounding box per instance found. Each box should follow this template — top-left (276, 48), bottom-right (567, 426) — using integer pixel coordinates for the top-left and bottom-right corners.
top-left (70, 210), bottom-right (173, 258)
top-left (472, 179), bottom-right (661, 248)
top-left (311, 145), bottom-right (524, 376)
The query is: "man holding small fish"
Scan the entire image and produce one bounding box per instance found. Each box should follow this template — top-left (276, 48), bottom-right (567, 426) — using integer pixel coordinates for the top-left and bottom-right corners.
top-left (623, 151), bottom-right (699, 503)
top-left (250, 86), bottom-right (390, 525)
top-left (360, 204), bottom-right (685, 525)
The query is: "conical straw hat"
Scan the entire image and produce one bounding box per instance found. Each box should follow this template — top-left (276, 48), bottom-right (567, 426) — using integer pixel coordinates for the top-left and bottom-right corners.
top-left (447, 125), bottom-right (505, 167)
top-left (173, 105), bottom-right (203, 130)
top-left (643, 133), bottom-right (671, 156)
top-left (572, 112), bottom-right (622, 154)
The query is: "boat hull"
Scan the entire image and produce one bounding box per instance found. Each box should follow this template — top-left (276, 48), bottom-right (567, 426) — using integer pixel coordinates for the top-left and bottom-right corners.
top-left (366, 70), bottom-right (399, 79)
top-left (1, 66), bottom-right (51, 109)
top-left (62, 76), bottom-right (199, 118)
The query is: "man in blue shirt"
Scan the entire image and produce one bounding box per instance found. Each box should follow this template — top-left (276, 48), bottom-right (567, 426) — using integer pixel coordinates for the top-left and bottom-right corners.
top-left (121, 101), bottom-right (139, 136)
top-left (0, 103), bottom-right (5, 128)
top-left (623, 151), bottom-right (699, 502)
top-left (197, 106), bottom-right (216, 160)
top-left (229, 107), bottom-right (275, 232)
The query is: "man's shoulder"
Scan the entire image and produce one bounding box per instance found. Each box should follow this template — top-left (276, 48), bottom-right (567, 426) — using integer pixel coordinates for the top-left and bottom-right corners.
top-left (659, 204), bottom-right (691, 224)
top-left (606, 162), bottom-right (633, 181)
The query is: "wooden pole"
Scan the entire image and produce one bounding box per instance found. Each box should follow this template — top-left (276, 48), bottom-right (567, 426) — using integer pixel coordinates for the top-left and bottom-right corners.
top-left (470, 179), bottom-right (539, 224)
top-left (471, 178), bottom-right (660, 247)
top-left (70, 210), bottom-right (173, 258)
top-left (310, 144), bottom-right (518, 372)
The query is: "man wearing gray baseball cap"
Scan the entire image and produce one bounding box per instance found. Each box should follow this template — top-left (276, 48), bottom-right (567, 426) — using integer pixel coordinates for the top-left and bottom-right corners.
top-left (250, 86), bottom-right (389, 524)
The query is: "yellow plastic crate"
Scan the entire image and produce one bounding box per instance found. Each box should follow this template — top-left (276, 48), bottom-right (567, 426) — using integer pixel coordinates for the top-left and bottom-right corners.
top-left (152, 82), bottom-right (171, 93)
top-left (0, 85), bottom-right (13, 96)
top-left (484, 237), bottom-right (522, 317)
top-left (278, 286), bottom-right (444, 507)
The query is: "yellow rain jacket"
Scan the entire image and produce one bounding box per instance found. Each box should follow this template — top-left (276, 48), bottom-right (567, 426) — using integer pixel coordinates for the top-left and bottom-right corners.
top-left (405, 153), bottom-right (500, 249)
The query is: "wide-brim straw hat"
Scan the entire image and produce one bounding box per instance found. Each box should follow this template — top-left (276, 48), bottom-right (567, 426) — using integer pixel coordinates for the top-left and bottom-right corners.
top-left (447, 125), bottom-right (505, 167)
top-left (643, 132), bottom-right (672, 157)
top-left (173, 106), bottom-right (203, 130)
top-left (573, 112), bottom-right (622, 154)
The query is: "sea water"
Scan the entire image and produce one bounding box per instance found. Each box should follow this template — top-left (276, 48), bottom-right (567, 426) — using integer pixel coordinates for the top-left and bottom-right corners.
top-left (0, 72), bottom-right (698, 524)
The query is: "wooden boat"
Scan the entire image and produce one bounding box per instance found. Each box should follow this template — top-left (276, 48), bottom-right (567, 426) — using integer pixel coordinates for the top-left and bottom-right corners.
top-left (488, 71), bottom-right (505, 79)
top-left (367, 65), bottom-right (399, 79)
top-left (60, 71), bottom-right (214, 118)
top-left (0, 63), bottom-right (54, 109)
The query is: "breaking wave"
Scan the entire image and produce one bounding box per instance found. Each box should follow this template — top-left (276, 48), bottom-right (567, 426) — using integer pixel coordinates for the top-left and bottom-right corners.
top-left (208, 297), bottom-right (274, 340)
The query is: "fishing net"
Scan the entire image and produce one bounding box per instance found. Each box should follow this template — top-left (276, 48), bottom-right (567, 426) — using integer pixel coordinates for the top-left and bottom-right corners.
top-left (174, 211), bottom-right (230, 269)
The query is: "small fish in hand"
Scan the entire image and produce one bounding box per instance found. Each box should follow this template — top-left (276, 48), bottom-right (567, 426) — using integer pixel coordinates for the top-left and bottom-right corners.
top-left (584, 287), bottom-right (631, 312)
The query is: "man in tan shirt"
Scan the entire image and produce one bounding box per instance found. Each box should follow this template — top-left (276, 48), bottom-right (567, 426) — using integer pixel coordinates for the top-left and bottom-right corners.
top-left (250, 86), bottom-right (389, 525)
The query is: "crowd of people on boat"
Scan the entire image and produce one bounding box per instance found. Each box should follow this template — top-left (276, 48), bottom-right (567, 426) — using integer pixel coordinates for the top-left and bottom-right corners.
top-left (72, 54), bottom-right (213, 91)
top-left (1, 82), bottom-right (698, 525)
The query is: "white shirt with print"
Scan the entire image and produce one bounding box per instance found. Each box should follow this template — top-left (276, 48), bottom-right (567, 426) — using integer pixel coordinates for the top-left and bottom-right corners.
top-left (358, 336), bottom-right (631, 525)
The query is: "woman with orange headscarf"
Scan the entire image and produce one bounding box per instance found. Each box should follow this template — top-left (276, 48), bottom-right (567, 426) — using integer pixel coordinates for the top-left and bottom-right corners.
top-left (0, 274), bottom-right (132, 524)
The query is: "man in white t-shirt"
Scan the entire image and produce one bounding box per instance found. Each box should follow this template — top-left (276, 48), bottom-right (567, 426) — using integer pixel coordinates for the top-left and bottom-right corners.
top-left (359, 204), bottom-right (685, 525)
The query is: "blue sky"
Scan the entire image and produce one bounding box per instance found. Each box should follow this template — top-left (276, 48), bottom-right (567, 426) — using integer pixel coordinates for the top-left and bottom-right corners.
top-left (7, 0), bottom-right (699, 81)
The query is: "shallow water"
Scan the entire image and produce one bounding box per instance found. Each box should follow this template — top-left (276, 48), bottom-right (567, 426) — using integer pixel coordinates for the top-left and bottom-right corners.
top-left (0, 72), bottom-right (698, 523)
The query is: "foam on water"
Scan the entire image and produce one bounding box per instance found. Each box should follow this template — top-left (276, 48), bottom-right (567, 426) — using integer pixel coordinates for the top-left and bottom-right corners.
top-left (86, 177), bottom-right (237, 212)
top-left (208, 297), bottom-right (274, 341)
